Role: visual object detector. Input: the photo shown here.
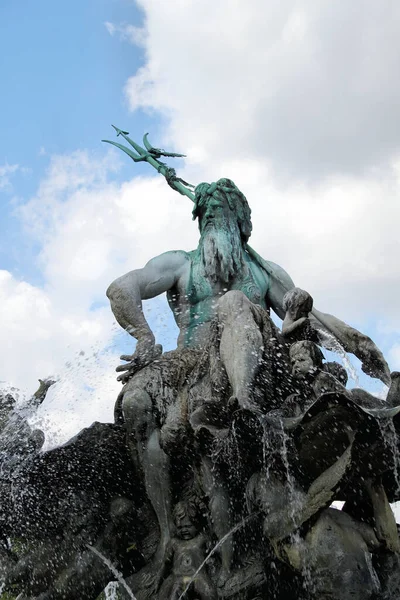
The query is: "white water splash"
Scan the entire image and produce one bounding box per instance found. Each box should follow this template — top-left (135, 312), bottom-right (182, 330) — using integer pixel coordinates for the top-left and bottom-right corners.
top-left (104, 581), bottom-right (120, 600)
top-left (317, 329), bottom-right (359, 386)
top-left (86, 545), bottom-right (137, 600)
top-left (261, 414), bottom-right (303, 527)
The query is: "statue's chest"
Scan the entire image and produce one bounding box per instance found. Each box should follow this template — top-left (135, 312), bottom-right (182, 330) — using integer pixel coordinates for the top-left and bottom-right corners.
top-left (187, 254), bottom-right (268, 309)
top-left (231, 270), bottom-right (265, 306)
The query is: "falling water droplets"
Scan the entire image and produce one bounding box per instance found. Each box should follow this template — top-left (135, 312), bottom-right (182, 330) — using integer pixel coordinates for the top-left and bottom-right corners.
top-left (317, 329), bottom-right (359, 386)
top-left (87, 545), bottom-right (137, 600)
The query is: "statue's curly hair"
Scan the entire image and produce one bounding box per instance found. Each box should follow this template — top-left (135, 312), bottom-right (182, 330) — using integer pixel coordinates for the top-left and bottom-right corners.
top-left (172, 500), bottom-right (200, 526)
top-left (192, 178), bottom-right (252, 242)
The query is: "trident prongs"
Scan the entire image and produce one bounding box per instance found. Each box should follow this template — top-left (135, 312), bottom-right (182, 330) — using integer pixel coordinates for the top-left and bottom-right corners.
top-left (142, 133), bottom-right (186, 159)
top-left (102, 125), bottom-right (196, 201)
top-left (102, 125), bottom-right (153, 163)
top-left (101, 139), bottom-right (150, 163)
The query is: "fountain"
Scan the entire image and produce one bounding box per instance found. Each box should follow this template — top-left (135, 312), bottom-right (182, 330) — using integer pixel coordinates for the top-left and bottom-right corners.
top-left (1, 129), bottom-right (400, 599)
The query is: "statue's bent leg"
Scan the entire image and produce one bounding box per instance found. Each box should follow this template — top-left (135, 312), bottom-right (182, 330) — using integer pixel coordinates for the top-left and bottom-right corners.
top-left (217, 290), bottom-right (264, 411)
top-left (122, 387), bottom-right (173, 552)
top-left (158, 574), bottom-right (175, 600)
top-left (194, 574), bottom-right (218, 599)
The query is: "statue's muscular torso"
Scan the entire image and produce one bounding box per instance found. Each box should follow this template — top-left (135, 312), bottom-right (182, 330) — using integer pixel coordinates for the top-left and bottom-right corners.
top-left (165, 249), bottom-right (270, 348)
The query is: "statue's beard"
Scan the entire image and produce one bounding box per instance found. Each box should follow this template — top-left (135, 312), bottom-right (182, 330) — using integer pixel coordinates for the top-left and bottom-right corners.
top-left (199, 217), bottom-right (246, 283)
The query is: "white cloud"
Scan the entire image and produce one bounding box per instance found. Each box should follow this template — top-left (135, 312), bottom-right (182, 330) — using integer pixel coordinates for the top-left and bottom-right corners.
top-left (104, 21), bottom-right (146, 47)
top-left (16, 149), bottom-right (198, 310)
top-left (104, 21), bottom-right (116, 36)
top-left (0, 163), bottom-right (19, 190)
top-left (216, 157), bottom-right (400, 326)
top-left (126, 0), bottom-right (400, 179)
top-left (0, 267), bottom-right (118, 427)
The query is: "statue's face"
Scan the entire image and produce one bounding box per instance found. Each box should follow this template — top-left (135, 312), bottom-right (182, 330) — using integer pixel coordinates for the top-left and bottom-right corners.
top-left (198, 195), bottom-right (236, 234)
top-left (176, 514), bottom-right (197, 540)
top-left (290, 348), bottom-right (315, 378)
top-left (197, 192), bottom-right (245, 283)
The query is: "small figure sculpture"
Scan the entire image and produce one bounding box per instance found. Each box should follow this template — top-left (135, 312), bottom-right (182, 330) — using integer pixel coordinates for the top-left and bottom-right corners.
top-left (158, 501), bottom-right (217, 600)
top-left (282, 287), bottom-right (314, 339)
top-left (289, 340), bottom-right (346, 402)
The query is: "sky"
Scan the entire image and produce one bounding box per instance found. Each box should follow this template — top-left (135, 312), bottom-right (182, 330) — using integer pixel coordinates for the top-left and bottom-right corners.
top-left (1, 0), bottom-right (400, 448)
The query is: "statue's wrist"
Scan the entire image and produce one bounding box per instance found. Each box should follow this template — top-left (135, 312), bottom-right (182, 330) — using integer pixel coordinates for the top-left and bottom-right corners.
top-left (127, 324), bottom-right (154, 342)
top-left (138, 329), bottom-right (155, 344)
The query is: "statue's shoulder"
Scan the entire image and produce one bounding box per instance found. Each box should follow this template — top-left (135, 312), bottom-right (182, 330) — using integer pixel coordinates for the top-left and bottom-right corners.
top-left (157, 249), bottom-right (190, 259)
top-left (261, 259), bottom-right (295, 289)
top-left (149, 249), bottom-right (191, 269)
top-left (157, 251), bottom-right (192, 286)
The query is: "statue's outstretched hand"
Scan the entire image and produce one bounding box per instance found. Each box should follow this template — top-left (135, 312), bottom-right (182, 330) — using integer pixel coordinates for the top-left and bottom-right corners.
top-left (360, 343), bottom-right (391, 386)
top-left (116, 335), bottom-right (162, 383)
top-left (311, 308), bottom-right (391, 386)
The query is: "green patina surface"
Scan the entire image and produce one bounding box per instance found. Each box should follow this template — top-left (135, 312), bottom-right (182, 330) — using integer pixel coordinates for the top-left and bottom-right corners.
top-left (183, 249), bottom-right (270, 345)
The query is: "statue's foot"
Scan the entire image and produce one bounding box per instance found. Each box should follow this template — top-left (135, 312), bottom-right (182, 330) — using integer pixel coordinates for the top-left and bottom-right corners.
top-left (229, 395), bottom-right (262, 416)
top-left (190, 403), bottom-right (230, 438)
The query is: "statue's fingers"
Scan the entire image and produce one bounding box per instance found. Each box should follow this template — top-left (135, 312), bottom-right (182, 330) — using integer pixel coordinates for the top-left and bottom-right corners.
top-left (116, 363), bottom-right (133, 372)
top-left (120, 354), bottom-right (134, 361)
top-left (117, 372), bottom-right (130, 383)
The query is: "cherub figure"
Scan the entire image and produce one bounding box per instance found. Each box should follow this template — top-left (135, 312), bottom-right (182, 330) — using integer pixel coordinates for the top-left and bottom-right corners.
top-left (289, 340), bottom-right (346, 403)
top-left (282, 287), bottom-right (314, 339)
top-left (158, 501), bottom-right (217, 600)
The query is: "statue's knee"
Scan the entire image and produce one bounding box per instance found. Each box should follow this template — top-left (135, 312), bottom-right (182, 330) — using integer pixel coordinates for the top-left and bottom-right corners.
top-left (122, 388), bottom-right (153, 428)
top-left (160, 423), bottom-right (187, 456)
top-left (217, 290), bottom-right (248, 319)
